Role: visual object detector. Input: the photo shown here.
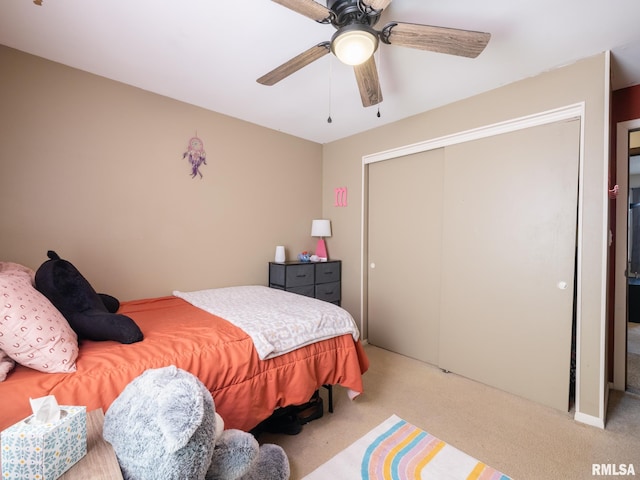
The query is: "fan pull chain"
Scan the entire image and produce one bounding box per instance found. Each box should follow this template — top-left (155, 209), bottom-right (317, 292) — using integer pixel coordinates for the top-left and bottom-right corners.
top-left (376, 48), bottom-right (382, 119)
top-left (327, 57), bottom-right (333, 124)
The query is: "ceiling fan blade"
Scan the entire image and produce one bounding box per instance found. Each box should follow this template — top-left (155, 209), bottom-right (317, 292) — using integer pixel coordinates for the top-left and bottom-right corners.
top-left (257, 43), bottom-right (331, 86)
top-left (271, 0), bottom-right (333, 23)
top-left (361, 0), bottom-right (393, 11)
top-left (383, 22), bottom-right (490, 58)
top-left (354, 56), bottom-right (382, 107)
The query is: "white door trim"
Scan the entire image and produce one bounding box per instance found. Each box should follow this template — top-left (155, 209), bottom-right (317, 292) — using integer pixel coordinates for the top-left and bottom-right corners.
top-left (362, 103), bottom-right (584, 165)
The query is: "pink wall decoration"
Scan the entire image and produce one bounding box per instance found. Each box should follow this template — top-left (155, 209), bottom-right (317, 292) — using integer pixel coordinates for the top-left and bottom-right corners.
top-left (334, 187), bottom-right (347, 207)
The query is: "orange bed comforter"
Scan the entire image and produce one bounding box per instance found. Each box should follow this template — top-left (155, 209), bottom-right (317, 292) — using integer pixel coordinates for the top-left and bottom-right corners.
top-left (0, 295), bottom-right (369, 432)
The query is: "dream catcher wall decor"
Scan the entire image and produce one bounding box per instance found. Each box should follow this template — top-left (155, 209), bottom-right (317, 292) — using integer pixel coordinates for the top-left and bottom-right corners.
top-left (182, 135), bottom-right (207, 179)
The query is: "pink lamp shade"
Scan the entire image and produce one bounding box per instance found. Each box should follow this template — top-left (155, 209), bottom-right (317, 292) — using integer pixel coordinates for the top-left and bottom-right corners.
top-left (311, 219), bottom-right (331, 260)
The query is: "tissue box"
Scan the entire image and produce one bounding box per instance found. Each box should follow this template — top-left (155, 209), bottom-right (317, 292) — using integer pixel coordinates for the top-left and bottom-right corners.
top-left (1, 406), bottom-right (87, 479)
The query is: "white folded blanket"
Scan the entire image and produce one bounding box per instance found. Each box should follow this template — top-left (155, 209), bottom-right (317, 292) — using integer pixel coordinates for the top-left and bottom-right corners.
top-left (173, 285), bottom-right (359, 360)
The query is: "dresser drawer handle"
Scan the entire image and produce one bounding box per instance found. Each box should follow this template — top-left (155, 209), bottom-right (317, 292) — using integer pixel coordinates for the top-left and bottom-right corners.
top-left (324, 291), bottom-right (334, 295)
top-left (296, 274), bottom-right (307, 278)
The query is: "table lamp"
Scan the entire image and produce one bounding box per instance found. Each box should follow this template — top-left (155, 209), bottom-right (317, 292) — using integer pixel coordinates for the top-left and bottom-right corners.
top-left (311, 219), bottom-right (331, 261)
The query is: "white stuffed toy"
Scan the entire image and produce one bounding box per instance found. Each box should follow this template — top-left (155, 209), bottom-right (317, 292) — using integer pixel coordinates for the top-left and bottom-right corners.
top-left (103, 366), bottom-right (290, 480)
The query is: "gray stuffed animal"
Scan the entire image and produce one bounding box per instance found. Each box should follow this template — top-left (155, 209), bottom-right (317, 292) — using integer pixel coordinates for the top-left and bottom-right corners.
top-left (103, 366), bottom-right (290, 480)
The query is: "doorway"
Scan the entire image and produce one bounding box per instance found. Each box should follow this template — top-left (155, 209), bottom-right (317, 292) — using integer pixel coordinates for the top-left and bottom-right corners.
top-left (627, 130), bottom-right (640, 394)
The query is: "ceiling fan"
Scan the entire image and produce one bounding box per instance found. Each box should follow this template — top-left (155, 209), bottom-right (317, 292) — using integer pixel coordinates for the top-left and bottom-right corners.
top-left (257, 0), bottom-right (491, 108)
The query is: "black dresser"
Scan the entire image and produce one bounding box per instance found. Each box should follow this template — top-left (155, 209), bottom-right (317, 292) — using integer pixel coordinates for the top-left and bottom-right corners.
top-left (268, 260), bottom-right (341, 305)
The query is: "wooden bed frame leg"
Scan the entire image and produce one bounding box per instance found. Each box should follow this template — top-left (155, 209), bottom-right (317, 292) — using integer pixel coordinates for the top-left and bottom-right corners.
top-left (323, 384), bottom-right (333, 413)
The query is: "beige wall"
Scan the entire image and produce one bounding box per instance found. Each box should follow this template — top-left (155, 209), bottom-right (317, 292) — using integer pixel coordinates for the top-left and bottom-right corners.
top-left (0, 45), bottom-right (323, 300)
top-left (323, 53), bottom-right (609, 422)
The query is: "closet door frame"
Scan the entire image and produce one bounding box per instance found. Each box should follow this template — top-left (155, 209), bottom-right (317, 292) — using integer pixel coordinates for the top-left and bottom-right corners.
top-left (360, 102), bottom-right (589, 418)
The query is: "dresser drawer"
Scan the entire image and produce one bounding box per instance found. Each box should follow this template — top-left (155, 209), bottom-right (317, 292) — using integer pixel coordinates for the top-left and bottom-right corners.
top-left (288, 284), bottom-right (315, 298)
top-left (315, 281), bottom-right (340, 303)
top-left (315, 262), bottom-right (341, 284)
top-left (285, 264), bottom-right (315, 287)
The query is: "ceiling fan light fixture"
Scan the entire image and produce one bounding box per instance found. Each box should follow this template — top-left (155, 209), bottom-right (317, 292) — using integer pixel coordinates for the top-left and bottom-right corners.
top-left (331, 24), bottom-right (378, 66)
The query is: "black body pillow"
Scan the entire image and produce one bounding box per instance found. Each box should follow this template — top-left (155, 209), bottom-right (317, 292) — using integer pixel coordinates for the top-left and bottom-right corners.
top-left (35, 251), bottom-right (143, 344)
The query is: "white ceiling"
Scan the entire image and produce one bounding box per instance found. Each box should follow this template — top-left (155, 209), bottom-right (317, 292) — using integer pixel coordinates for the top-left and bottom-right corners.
top-left (1, 0), bottom-right (640, 144)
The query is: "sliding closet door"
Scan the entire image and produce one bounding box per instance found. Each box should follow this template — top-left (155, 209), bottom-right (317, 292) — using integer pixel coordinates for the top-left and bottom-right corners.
top-left (439, 119), bottom-right (580, 411)
top-left (367, 149), bottom-right (444, 364)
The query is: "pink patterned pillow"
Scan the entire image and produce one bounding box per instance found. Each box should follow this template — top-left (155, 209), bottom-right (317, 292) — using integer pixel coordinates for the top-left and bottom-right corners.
top-left (0, 263), bottom-right (78, 373)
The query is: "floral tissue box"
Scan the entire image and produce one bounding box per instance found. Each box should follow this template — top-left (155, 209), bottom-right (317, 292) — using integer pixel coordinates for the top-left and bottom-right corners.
top-left (1, 406), bottom-right (87, 479)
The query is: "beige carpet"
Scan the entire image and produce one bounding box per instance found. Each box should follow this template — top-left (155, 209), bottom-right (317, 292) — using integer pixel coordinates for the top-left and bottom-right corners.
top-left (259, 344), bottom-right (640, 480)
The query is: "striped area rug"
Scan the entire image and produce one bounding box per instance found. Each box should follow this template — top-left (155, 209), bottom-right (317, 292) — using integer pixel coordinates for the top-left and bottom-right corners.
top-left (302, 415), bottom-right (511, 480)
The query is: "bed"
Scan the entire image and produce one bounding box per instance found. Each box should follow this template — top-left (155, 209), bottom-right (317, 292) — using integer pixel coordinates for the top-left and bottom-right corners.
top-left (0, 286), bottom-right (369, 432)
